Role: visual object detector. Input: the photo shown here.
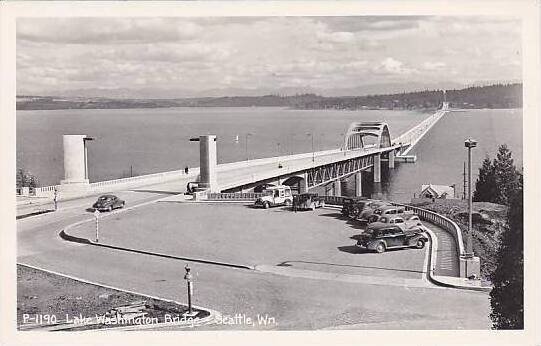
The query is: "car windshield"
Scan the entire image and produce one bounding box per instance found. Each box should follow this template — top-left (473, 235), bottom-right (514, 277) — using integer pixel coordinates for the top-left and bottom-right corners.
top-left (379, 217), bottom-right (388, 223)
top-left (99, 196), bottom-right (112, 200)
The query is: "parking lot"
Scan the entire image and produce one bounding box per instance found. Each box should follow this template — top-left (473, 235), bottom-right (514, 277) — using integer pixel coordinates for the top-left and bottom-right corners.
top-left (69, 202), bottom-right (427, 280)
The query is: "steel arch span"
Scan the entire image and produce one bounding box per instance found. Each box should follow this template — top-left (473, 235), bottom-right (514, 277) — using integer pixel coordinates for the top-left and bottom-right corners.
top-left (342, 122), bottom-right (392, 150)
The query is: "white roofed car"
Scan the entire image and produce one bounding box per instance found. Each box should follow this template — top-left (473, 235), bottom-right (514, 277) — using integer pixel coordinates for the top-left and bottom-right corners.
top-left (369, 214), bottom-right (426, 233)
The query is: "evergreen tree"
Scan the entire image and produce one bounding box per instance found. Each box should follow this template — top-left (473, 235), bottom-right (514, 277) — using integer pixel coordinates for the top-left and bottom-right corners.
top-left (473, 156), bottom-right (498, 202)
top-left (493, 144), bottom-right (520, 206)
top-left (490, 183), bottom-right (523, 329)
top-left (16, 168), bottom-right (38, 188)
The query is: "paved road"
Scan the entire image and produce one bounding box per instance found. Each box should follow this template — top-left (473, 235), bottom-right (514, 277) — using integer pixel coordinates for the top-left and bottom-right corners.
top-left (17, 190), bottom-right (491, 330)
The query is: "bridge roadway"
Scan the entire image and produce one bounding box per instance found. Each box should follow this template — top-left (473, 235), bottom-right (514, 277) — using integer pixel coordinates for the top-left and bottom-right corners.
top-left (216, 145), bottom-right (399, 191)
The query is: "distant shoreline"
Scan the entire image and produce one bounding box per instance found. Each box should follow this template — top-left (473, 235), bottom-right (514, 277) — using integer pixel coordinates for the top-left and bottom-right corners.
top-left (17, 83), bottom-right (522, 111)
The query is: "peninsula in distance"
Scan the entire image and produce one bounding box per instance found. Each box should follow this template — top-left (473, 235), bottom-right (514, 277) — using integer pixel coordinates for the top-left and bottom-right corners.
top-left (17, 83), bottom-right (521, 111)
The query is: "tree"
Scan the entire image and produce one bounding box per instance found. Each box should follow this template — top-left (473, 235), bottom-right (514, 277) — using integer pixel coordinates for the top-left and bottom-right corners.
top-left (16, 168), bottom-right (38, 188)
top-left (493, 144), bottom-right (520, 206)
top-left (489, 183), bottom-right (523, 329)
top-left (473, 156), bottom-right (498, 202)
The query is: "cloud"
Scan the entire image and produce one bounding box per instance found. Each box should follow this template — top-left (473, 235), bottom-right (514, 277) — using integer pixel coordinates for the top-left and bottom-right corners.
top-left (376, 57), bottom-right (416, 75)
top-left (423, 61), bottom-right (446, 70)
top-left (17, 18), bottom-right (202, 44)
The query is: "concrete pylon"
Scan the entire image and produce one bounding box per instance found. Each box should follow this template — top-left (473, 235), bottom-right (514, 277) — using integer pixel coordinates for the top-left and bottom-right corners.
top-left (199, 135), bottom-right (218, 192)
top-left (333, 180), bottom-right (342, 196)
top-left (60, 135), bottom-right (92, 195)
top-left (373, 154), bottom-right (381, 183)
top-left (355, 171), bottom-right (363, 197)
top-left (389, 150), bottom-right (395, 169)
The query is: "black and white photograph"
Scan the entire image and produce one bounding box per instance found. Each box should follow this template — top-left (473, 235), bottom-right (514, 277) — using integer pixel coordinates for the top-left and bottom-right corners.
top-left (1, 1), bottom-right (539, 345)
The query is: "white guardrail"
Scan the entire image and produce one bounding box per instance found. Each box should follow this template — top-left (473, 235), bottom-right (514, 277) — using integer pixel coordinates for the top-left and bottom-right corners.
top-left (322, 196), bottom-right (465, 259)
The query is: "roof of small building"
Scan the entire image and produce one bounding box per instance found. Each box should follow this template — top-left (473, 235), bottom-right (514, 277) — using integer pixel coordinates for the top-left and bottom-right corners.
top-left (421, 184), bottom-right (455, 197)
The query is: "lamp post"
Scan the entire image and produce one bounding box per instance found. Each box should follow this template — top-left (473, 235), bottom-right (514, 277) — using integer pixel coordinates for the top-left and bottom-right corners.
top-left (245, 133), bottom-right (252, 162)
top-left (464, 138), bottom-right (477, 256)
top-left (307, 133), bottom-right (314, 162)
top-left (184, 264), bottom-right (194, 315)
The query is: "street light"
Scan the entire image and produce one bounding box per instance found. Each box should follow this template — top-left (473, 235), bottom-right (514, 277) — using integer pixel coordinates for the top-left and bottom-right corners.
top-left (464, 138), bottom-right (477, 256)
top-left (307, 133), bottom-right (314, 162)
top-left (245, 133), bottom-right (252, 162)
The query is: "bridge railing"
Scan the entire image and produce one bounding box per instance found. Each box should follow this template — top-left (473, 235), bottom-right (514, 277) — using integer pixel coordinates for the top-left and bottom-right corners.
top-left (206, 192), bottom-right (264, 201)
top-left (322, 196), bottom-right (348, 205)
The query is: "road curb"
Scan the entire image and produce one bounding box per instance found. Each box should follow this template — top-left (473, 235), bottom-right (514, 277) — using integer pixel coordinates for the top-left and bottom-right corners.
top-left (17, 263), bottom-right (221, 331)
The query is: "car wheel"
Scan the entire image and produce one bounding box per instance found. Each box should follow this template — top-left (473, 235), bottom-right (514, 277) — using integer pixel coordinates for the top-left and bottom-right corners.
top-left (284, 199), bottom-right (292, 206)
top-left (108, 205), bottom-right (112, 212)
top-left (375, 242), bottom-right (386, 253)
top-left (416, 239), bottom-right (425, 249)
top-left (263, 202), bottom-right (270, 209)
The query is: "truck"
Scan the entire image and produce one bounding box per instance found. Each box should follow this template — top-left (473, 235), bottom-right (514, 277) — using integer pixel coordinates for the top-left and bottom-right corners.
top-left (254, 185), bottom-right (293, 209)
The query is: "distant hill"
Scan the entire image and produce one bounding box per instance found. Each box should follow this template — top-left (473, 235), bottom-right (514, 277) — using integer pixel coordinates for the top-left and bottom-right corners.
top-left (17, 83), bottom-right (522, 111)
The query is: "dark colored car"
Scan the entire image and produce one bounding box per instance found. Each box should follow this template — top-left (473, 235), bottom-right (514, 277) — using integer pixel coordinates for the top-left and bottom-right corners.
top-left (295, 193), bottom-right (325, 211)
top-left (340, 197), bottom-right (368, 217)
top-left (92, 194), bottom-right (125, 212)
top-left (355, 225), bottom-right (428, 253)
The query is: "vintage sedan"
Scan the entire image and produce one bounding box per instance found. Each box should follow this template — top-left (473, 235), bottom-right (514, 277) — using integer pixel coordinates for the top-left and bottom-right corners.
top-left (369, 214), bottom-right (426, 232)
top-left (355, 225), bottom-right (428, 253)
top-left (340, 197), bottom-right (368, 218)
top-left (295, 193), bottom-right (325, 211)
top-left (92, 194), bottom-right (125, 212)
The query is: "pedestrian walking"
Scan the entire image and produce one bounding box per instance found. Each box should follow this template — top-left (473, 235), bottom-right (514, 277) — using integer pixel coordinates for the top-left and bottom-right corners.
top-left (184, 166), bottom-right (189, 174)
top-left (53, 187), bottom-right (58, 211)
top-left (292, 195), bottom-right (298, 213)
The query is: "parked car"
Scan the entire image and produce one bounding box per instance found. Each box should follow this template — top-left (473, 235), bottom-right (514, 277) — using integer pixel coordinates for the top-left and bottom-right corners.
top-left (356, 200), bottom-right (392, 222)
top-left (254, 185), bottom-right (293, 209)
top-left (366, 205), bottom-right (412, 223)
top-left (92, 194), bottom-right (125, 212)
top-left (340, 197), bottom-right (368, 217)
top-left (355, 225), bottom-right (428, 253)
top-left (295, 193), bottom-right (325, 211)
top-left (368, 214), bottom-right (425, 233)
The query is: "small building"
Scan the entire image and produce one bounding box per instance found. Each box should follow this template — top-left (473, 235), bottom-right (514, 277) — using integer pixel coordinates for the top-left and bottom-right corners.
top-left (420, 184), bottom-right (456, 199)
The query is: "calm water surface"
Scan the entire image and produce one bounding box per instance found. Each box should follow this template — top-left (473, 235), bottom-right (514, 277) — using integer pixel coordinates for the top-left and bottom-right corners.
top-left (16, 107), bottom-right (428, 186)
top-left (16, 107), bottom-right (522, 203)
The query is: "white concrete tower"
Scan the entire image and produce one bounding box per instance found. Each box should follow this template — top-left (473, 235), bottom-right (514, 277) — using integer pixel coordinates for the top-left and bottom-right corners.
top-left (199, 135), bottom-right (218, 192)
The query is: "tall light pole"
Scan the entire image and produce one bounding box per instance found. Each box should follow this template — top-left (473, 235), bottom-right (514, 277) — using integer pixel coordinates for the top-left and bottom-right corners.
top-left (245, 133), bottom-right (252, 162)
top-left (307, 133), bottom-right (314, 162)
top-left (464, 138), bottom-right (477, 256)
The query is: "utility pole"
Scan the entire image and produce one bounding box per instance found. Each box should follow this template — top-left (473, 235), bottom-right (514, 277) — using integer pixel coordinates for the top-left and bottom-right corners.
top-left (463, 161), bottom-right (467, 200)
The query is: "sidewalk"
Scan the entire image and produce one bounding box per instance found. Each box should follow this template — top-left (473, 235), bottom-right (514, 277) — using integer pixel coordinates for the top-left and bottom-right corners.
top-left (428, 223), bottom-right (460, 277)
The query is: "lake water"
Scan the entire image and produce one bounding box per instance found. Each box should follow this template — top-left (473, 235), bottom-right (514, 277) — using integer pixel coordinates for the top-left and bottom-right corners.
top-left (16, 107), bottom-right (522, 203)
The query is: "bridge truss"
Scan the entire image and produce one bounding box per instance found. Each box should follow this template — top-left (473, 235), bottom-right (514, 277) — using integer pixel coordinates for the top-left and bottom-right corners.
top-left (305, 153), bottom-right (375, 188)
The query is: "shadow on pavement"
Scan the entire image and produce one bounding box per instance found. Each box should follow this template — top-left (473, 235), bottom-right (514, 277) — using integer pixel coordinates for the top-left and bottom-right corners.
top-left (276, 259), bottom-right (425, 274)
top-left (130, 189), bottom-right (181, 195)
top-left (318, 212), bottom-right (366, 230)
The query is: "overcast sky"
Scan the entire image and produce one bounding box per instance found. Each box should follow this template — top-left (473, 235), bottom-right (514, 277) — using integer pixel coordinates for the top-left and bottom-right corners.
top-left (17, 16), bottom-right (522, 97)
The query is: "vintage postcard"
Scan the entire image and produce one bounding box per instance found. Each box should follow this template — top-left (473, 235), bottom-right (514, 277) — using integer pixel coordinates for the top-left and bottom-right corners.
top-left (1, 1), bottom-right (539, 345)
